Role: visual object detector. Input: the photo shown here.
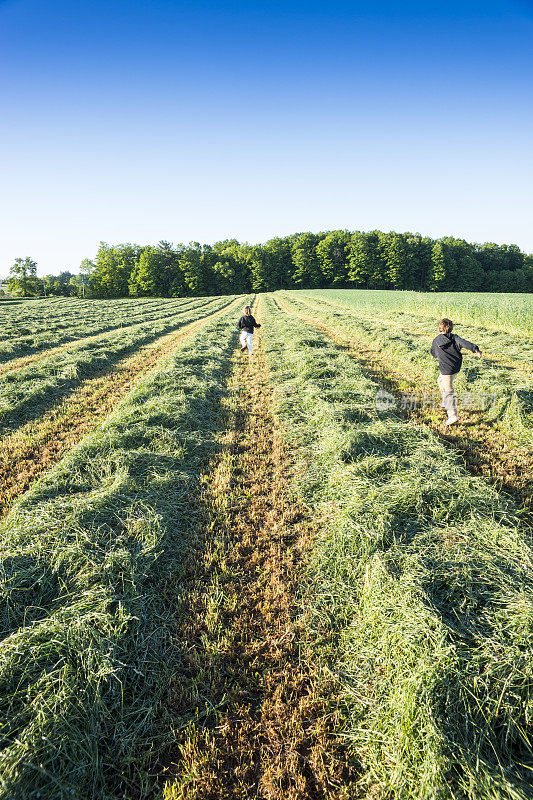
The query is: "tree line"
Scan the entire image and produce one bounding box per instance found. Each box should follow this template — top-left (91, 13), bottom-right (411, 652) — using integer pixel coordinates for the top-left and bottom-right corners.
top-left (6, 231), bottom-right (533, 298)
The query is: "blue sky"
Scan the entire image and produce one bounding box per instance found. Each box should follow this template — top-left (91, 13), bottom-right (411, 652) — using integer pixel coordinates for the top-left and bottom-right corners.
top-left (1, 0), bottom-right (532, 275)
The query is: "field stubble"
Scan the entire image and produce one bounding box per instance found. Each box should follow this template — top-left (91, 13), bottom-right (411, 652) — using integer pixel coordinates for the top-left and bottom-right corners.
top-left (0, 296), bottom-right (208, 365)
top-left (0, 304), bottom-right (247, 798)
top-left (0, 291), bottom-right (532, 799)
top-left (259, 293), bottom-right (533, 799)
top-left (163, 299), bottom-right (357, 800)
top-left (0, 296), bottom-right (237, 435)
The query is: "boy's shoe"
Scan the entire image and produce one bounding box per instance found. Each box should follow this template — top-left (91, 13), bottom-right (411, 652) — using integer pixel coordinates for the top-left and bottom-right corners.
top-left (445, 415), bottom-right (459, 426)
top-left (240, 346), bottom-right (247, 352)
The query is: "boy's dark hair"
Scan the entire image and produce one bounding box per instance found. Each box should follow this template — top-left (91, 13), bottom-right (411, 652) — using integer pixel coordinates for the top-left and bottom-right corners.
top-left (438, 318), bottom-right (453, 333)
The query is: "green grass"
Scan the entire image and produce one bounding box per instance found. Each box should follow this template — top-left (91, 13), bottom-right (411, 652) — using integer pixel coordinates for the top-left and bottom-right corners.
top-left (0, 295), bottom-right (237, 434)
top-left (260, 293), bottom-right (533, 799)
top-left (302, 289), bottom-right (533, 337)
top-left (281, 291), bottom-right (533, 445)
top-left (0, 300), bottom-right (250, 799)
top-left (0, 296), bottom-right (216, 363)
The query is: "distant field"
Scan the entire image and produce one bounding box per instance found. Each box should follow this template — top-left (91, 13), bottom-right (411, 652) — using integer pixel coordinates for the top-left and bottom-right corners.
top-left (0, 293), bottom-right (531, 799)
top-left (305, 288), bottom-right (533, 336)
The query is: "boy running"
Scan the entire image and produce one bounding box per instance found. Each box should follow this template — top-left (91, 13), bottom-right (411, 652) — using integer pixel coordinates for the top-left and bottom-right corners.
top-left (238, 305), bottom-right (261, 355)
top-left (430, 318), bottom-right (482, 426)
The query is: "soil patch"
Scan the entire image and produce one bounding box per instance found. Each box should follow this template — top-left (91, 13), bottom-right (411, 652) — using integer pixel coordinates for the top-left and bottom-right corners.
top-left (163, 299), bottom-right (357, 800)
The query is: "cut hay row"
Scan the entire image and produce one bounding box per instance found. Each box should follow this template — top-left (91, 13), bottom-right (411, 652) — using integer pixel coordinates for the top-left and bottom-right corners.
top-left (162, 298), bottom-right (356, 800)
top-left (0, 301), bottom-right (248, 799)
top-left (0, 295), bottom-right (237, 437)
top-left (303, 289), bottom-right (533, 338)
top-left (0, 297), bottom-right (245, 519)
top-left (0, 296), bottom-right (203, 364)
top-left (259, 293), bottom-right (533, 799)
top-left (0, 296), bottom-right (194, 339)
top-left (0, 295), bottom-right (218, 376)
top-left (298, 291), bottom-right (533, 376)
top-left (276, 293), bottom-right (533, 506)
top-left (1, 296), bottom-right (169, 330)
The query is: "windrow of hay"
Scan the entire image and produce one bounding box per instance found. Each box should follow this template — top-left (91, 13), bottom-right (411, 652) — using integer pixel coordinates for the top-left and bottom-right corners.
top-left (0, 295), bottom-right (216, 376)
top-left (0, 295), bottom-right (238, 435)
top-left (275, 293), bottom-right (533, 507)
top-left (279, 292), bottom-right (532, 440)
top-left (0, 303), bottom-right (246, 799)
top-left (163, 298), bottom-right (357, 800)
top-left (0, 295), bottom-right (208, 365)
top-left (260, 294), bottom-right (533, 799)
top-left (0, 297), bottom-right (245, 518)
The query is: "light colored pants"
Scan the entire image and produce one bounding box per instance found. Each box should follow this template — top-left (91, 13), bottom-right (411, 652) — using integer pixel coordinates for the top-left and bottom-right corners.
top-left (438, 373), bottom-right (457, 418)
top-left (239, 330), bottom-right (253, 354)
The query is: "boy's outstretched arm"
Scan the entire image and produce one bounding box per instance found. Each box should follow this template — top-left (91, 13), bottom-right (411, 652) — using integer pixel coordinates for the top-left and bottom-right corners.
top-left (455, 335), bottom-right (482, 357)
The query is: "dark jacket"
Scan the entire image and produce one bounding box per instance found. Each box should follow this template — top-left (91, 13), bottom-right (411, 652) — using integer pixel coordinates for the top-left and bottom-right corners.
top-left (238, 314), bottom-right (260, 334)
top-left (430, 332), bottom-right (480, 375)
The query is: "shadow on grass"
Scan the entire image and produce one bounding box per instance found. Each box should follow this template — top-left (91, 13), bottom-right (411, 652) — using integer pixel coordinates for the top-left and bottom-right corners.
top-left (0, 555), bottom-right (67, 638)
top-left (0, 329), bottom-right (239, 799)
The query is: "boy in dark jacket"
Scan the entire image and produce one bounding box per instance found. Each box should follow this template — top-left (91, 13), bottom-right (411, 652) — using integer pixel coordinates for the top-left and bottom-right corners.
top-left (238, 305), bottom-right (261, 355)
top-left (430, 318), bottom-right (482, 426)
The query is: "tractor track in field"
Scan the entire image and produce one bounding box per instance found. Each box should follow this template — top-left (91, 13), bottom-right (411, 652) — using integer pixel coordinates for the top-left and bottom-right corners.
top-left (274, 295), bottom-right (533, 511)
top-left (0, 298), bottom-right (242, 518)
top-left (0, 298), bottom-right (218, 377)
top-left (163, 298), bottom-right (357, 800)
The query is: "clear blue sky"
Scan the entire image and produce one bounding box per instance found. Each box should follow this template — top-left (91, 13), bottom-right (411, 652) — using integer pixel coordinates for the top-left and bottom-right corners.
top-left (1, 0), bottom-right (532, 275)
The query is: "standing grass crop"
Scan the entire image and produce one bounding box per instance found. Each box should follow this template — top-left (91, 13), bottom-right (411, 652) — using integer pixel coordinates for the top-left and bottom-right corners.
top-left (303, 289), bottom-right (533, 337)
top-left (260, 294), bottom-right (533, 799)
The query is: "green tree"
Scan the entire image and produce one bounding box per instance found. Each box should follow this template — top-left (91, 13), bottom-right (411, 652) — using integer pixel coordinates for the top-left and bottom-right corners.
top-left (401, 234), bottom-right (432, 289)
top-left (475, 243), bottom-right (507, 273)
top-left (374, 232), bottom-right (392, 288)
top-left (427, 242), bottom-right (447, 290)
top-left (178, 243), bottom-right (208, 295)
top-left (518, 265), bottom-right (533, 292)
top-left (316, 230), bottom-right (351, 286)
top-left (8, 257), bottom-right (38, 296)
top-left (505, 244), bottom-right (524, 271)
top-left (347, 232), bottom-right (371, 287)
top-left (212, 240), bottom-right (254, 294)
top-left (43, 275), bottom-right (55, 297)
top-left (75, 259), bottom-right (95, 297)
top-left (291, 233), bottom-right (323, 288)
top-left (90, 243), bottom-right (141, 297)
top-left (251, 237), bottom-right (293, 291)
top-left (456, 254), bottom-right (485, 291)
top-left (129, 241), bottom-right (180, 297)
top-left (385, 233), bottom-right (410, 289)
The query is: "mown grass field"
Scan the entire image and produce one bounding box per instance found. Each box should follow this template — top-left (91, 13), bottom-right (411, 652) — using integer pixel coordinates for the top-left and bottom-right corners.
top-left (0, 291), bottom-right (531, 800)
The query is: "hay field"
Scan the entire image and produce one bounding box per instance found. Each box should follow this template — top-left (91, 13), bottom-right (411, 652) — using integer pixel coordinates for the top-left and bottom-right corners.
top-left (0, 292), bottom-right (531, 800)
